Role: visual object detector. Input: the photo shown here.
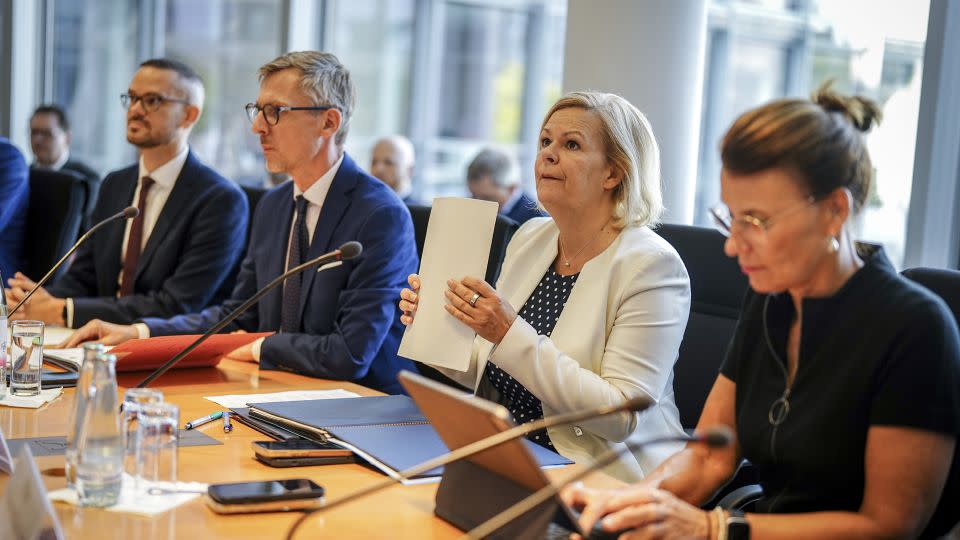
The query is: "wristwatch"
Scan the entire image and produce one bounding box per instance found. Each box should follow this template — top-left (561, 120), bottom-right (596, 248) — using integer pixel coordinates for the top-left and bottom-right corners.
top-left (727, 508), bottom-right (750, 540)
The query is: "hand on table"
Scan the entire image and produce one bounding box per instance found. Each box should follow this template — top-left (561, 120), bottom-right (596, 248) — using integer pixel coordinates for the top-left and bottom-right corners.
top-left (59, 319), bottom-right (139, 348)
top-left (5, 272), bottom-right (66, 325)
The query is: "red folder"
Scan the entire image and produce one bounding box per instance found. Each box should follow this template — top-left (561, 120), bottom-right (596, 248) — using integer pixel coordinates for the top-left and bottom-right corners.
top-left (109, 332), bottom-right (273, 372)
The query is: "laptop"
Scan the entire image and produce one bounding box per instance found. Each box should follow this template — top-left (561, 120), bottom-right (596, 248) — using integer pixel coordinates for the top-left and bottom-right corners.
top-left (398, 370), bottom-right (588, 540)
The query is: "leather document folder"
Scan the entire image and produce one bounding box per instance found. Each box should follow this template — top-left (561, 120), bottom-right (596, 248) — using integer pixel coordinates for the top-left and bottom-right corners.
top-left (248, 396), bottom-right (573, 483)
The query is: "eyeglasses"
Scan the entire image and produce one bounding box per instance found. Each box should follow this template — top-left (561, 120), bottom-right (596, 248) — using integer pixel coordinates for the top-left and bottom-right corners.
top-left (121, 92), bottom-right (190, 113)
top-left (244, 103), bottom-right (336, 126)
top-left (708, 196), bottom-right (817, 242)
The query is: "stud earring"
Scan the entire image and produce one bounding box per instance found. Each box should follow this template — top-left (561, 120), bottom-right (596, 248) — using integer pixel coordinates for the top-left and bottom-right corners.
top-left (828, 236), bottom-right (840, 253)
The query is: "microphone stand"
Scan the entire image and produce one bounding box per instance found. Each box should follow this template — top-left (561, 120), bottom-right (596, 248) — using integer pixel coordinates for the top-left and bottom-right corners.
top-left (9, 207), bottom-right (139, 317)
top-left (284, 396), bottom-right (652, 540)
top-left (461, 427), bottom-right (733, 539)
top-left (135, 243), bottom-right (360, 388)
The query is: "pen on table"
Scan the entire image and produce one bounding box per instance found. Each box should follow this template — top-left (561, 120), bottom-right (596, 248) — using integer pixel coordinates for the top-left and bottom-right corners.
top-left (184, 411), bottom-right (223, 430)
top-left (222, 411), bottom-right (233, 433)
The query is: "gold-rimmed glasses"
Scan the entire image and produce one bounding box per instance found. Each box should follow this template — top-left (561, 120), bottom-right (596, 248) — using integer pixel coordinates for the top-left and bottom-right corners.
top-left (708, 196), bottom-right (817, 242)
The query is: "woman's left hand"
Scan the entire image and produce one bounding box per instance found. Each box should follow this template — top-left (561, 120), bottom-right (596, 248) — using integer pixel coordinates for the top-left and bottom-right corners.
top-left (444, 276), bottom-right (517, 345)
top-left (563, 483), bottom-right (711, 540)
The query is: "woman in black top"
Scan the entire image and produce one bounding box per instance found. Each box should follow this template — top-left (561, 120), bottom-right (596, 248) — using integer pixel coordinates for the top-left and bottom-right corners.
top-left (563, 84), bottom-right (960, 539)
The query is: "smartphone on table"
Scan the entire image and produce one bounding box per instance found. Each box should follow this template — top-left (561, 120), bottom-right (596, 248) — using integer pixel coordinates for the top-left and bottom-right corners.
top-left (251, 438), bottom-right (352, 459)
top-left (205, 478), bottom-right (325, 514)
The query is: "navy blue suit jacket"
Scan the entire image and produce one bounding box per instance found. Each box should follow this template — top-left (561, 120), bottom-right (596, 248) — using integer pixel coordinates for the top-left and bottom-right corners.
top-left (143, 154), bottom-right (419, 394)
top-left (504, 191), bottom-right (546, 225)
top-left (48, 150), bottom-right (248, 326)
top-left (0, 137), bottom-right (29, 279)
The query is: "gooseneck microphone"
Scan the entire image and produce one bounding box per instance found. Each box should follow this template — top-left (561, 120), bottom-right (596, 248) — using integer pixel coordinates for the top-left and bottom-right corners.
top-left (9, 206), bottom-right (140, 317)
top-left (134, 241), bottom-right (363, 388)
top-left (284, 395), bottom-right (654, 540)
top-left (462, 426), bottom-right (735, 540)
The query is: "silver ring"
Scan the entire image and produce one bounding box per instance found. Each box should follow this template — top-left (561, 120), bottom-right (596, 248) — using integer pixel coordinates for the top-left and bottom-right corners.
top-left (468, 292), bottom-right (481, 307)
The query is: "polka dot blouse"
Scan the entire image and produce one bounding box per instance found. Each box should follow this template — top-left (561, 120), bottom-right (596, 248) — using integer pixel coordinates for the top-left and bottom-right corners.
top-left (484, 267), bottom-right (579, 450)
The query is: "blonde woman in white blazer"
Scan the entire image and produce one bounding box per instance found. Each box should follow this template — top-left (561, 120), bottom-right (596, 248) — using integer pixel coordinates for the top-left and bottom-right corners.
top-left (399, 91), bottom-right (691, 482)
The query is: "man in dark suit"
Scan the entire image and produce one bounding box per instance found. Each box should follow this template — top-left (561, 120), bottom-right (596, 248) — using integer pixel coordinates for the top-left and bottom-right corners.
top-left (466, 147), bottom-right (545, 224)
top-left (0, 137), bottom-right (29, 279)
top-left (66, 51), bottom-right (418, 394)
top-left (29, 105), bottom-right (102, 229)
top-left (7, 59), bottom-right (247, 328)
top-left (370, 134), bottom-right (418, 205)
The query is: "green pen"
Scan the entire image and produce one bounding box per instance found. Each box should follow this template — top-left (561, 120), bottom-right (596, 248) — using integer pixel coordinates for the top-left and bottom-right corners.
top-left (184, 411), bottom-right (223, 430)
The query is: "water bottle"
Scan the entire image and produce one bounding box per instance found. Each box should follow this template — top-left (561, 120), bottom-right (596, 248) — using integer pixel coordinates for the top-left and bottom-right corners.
top-left (65, 343), bottom-right (104, 489)
top-left (0, 270), bottom-right (8, 400)
top-left (75, 351), bottom-right (123, 507)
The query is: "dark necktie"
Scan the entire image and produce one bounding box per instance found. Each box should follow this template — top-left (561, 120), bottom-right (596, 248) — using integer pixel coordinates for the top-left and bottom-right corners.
top-left (120, 176), bottom-right (155, 297)
top-left (280, 195), bottom-right (309, 333)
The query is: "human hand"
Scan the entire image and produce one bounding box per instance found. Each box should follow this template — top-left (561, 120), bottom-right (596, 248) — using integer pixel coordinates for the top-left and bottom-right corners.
top-left (59, 319), bottom-right (139, 348)
top-left (224, 342), bottom-right (257, 363)
top-left (562, 483), bottom-right (711, 540)
top-left (444, 276), bottom-right (517, 344)
top-left (5, 272), bottom-right (65, 324)
top-left (399, 273), bottom-right (421, 326)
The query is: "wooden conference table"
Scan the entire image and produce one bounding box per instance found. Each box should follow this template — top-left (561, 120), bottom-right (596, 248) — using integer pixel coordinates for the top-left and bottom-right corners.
top-left (1, 330), bottom-right (621, 539)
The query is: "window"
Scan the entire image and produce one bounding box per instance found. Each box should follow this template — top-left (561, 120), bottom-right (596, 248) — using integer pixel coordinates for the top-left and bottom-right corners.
top-left (696, 0), bottom-right (931, 268)
top-left (163, 0), bottom-right (283, 186)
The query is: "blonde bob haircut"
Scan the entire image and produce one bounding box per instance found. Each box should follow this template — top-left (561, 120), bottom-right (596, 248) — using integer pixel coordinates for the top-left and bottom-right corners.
top-left (541, 91), bottom-right (663, 228)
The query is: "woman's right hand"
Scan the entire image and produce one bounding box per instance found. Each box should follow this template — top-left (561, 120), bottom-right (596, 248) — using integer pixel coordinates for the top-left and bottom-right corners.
top-left (399, 274), bottom-right (421, 326)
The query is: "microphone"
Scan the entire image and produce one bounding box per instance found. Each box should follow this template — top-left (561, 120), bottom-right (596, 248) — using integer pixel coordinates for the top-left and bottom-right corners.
top-left (134, 241), bottom-right (363, 388)
top-left (462, 426), bottom-right (735, 540)
top-left (284, 395), bottom-right (654, 540)
top-left (8, 206), bottom-right (139, 317)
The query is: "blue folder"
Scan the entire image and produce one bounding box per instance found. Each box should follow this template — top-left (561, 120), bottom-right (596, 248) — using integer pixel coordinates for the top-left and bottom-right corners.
top-left (248, 396), bottom-right (573, 481)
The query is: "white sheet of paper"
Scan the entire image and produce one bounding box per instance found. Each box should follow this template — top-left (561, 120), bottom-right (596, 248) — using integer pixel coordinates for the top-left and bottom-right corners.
top-left (0, 387), bottom-right (63, 409)
top-left (0, 446), bottom-right (65, 540)
top-left (203, 389), bottom-right (360, 409)
top-left (48, 474), bottom-right (207, 516)
top-left (398, 197), bottom-right (499, 372)
top-left (44, 327), bottom-right (74, 346)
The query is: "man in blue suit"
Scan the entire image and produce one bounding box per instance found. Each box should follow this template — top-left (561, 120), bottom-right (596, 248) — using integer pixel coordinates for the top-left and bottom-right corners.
top-left (0, 137), bottom-right (29, 279)
top-left (466, 147), bottom-right (545, 224)
top-left (67, 51), bottom-right (419, 394)
top-left (6, 59), bottom-right (247, 328)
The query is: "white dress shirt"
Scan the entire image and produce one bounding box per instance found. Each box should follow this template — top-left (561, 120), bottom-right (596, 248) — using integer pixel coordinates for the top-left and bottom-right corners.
top-left (65, 147), bottom-right (189, 328)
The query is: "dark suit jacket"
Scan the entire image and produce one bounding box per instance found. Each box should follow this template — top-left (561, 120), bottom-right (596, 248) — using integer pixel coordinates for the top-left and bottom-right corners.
top-left (0, 138), bottom-right (29, 279)
top-left (48, 150), bottom-right (248, 327)
top-left (504, 191), bottom-right (546, 225)
top-left (143, 153), bottom-right (419, 394)
top-left (62, 159), bottom-right (102, 230)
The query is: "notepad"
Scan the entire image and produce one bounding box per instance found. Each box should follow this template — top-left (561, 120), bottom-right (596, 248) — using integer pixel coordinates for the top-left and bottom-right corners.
top-left (248, 396), bottom-right (573, 483)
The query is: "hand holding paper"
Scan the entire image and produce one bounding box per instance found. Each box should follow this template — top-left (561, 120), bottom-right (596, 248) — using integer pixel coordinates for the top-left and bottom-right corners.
top-left (397, 198), bottom-right (499, 372)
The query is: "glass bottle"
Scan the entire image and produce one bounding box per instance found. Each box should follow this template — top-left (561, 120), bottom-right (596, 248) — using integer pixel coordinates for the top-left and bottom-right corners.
top-left (65, 343), bottom-right (104, 489)
top-left (0, 270), bottom-right (7, 400)
top-left (75, 351), bottom-right (123, 507)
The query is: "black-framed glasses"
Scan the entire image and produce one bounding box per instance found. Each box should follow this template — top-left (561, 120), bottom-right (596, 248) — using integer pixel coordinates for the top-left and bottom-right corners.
top-left (120, 92), bottom-right (190, 113)
top-left (244, 103), bottom-right (336, 126)
top-left (708, 196), bottom-right (818, 242)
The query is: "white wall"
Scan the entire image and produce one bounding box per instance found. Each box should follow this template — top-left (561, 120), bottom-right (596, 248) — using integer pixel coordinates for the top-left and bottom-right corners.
top-left (561, 0), bottom-right (707, 224)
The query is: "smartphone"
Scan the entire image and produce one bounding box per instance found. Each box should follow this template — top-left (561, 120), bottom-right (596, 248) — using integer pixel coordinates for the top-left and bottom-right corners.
top-left (207, 479), bottom-right (325, 513)
top-left (254, 454), bottom-right (356, 468)
top-left (252, 439), bottom-right (352, 459)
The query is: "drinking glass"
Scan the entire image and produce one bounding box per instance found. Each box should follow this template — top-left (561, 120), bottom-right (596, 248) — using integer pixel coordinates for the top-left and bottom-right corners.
top-left (122, 388), bottom-right (164, 478)
top-left (10, 320), bottom-right (44, 396)
top-left (136, 402), bottom-right (179, 494)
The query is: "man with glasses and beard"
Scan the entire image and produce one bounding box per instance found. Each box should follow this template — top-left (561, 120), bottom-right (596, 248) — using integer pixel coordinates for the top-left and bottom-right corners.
top-left (65, 51), bottom-right (419, 394)
top-left (6, 59), bottom-right (247, 329)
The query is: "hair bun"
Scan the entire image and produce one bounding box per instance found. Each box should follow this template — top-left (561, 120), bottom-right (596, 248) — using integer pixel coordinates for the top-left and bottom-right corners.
top-left (813, 81), bottom-right (882, 132)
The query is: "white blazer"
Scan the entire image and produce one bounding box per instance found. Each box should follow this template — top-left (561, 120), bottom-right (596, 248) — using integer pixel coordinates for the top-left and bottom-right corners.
top-left (434, 218), bottom-right (690, 481)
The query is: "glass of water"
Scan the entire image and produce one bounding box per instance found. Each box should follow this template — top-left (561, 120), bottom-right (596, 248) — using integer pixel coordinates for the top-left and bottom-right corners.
top-left (136, 402), bottom-right (179, 495)
top-left (122, 388), bottom-right (164, 479)
top-left (10, 320), bottom-right (44, 396)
